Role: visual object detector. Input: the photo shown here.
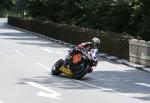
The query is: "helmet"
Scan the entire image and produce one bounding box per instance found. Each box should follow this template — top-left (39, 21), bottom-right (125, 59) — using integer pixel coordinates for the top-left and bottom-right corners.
top-left (91, 37), bottom-right (100, 48)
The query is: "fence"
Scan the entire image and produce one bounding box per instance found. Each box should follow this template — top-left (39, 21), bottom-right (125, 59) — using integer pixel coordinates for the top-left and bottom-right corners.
top-left (129, 39), bottom-right (150, 67)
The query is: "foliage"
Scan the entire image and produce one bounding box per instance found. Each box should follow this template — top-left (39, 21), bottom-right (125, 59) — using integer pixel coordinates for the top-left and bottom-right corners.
top-left (0, 0), bottom-right (14, 16)
top-left (0, 0), bottom-right (14, 10)
top-left (19, 0), bottom-right (150, 40)
top-left (8, 16), bottom-right (130, 59)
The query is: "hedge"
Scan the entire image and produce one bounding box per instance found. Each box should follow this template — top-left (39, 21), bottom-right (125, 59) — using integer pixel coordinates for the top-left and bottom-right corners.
top-left (8, 16), bottom-right (130, 59)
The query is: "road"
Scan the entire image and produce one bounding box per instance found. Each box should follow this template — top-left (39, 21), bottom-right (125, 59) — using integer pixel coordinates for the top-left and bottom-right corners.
top-left (0, 18), bottom-right (150, 103)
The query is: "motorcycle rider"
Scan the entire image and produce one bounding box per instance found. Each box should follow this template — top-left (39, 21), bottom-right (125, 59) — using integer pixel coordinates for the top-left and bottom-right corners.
top-left (65, 37), bottom-right (100, 68)
top-left (76, 37), bottom-right (100, 51)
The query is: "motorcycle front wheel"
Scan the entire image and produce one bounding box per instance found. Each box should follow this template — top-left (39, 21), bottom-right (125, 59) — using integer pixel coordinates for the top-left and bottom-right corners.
top-left (73, 63), bottom-right (90, 79)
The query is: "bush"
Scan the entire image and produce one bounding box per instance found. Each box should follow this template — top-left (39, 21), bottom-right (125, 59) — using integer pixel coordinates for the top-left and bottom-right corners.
top-left (8, 16), bottom-right (130, 59)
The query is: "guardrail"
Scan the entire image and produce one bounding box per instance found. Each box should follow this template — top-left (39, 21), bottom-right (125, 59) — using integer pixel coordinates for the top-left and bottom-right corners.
top-left (129, 39), bottom-right (150, 67)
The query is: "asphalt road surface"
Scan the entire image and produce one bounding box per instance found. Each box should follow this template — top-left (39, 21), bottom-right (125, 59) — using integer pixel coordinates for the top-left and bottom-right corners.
top-left (0, 18), bottom-right (150, 103)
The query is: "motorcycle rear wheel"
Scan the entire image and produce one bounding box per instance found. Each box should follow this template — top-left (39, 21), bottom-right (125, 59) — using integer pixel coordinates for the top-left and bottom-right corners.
top-left (51, 59), bottom-right (64, 75)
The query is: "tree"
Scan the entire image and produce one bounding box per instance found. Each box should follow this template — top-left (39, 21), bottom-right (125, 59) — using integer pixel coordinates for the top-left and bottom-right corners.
top-left (26, 0), bottom-right (64, 21)
top-left (0, 0), bottom-right (14, 9)
top-left (26, 0), bottom-right (46, 19)
top-left (24, 0), bottom-right (150, 40)
top-left (0, 0), bottom-right (14, 16)
top-left (128, 0), bottom-right (150, 40)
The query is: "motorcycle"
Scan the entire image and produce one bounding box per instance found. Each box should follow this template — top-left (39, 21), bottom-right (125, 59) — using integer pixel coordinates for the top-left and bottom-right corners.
top-left (51, 48), bottom-right (98, 79)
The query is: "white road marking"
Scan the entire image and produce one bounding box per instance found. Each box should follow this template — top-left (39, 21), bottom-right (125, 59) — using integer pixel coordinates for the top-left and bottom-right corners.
top-left (37, 62), bottom-right (140, 98)
top-left (136, 83), bottom-right (150, 88)
top-left (75, 80), bottom-right (137, 97)
top-left (0, 100), bottom-right (4, 103)
top-left (14, 49), bottom-right (26, 57)
top-left (76, 80), bottom-right (150, 97)
top-left (37, 91), bottom-right (62, 100)
top-left (36, 63), bottom-right (113, 91)
top-left (42, 48), bottom-right (53, 53)
top-left (75, 80), bottom-right (113, 91)
top-left (42, 48), bottom-right (63, 55)
top-left (26, 82), bottom-right (62, 100)
top-left (119, 93), bottom-right (133, 96)
top-left (37, 62), bottom-right (50, 71)
top-left (119, 92), bottom-right (150, 98)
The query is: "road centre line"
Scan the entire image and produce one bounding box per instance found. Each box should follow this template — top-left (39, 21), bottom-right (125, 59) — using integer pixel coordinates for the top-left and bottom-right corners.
top-left (42, 48), bottom-right (63, 55)
top-left (37, 63), bottom-right (137, 98)
top-left (42, 48), bottom-right (53, 53)
top-left (37, 62), bottom-right (50, 71)
top-left (37, 63), bottom-right (114, 91)
top-left (14, 49), bottom-right (26, 57)
top-left (75, 80), bottom-right (113, 91)
top-left (75, 80), bottom-right (137, 97)
top-left (135, 83), bottom-right (150, 88)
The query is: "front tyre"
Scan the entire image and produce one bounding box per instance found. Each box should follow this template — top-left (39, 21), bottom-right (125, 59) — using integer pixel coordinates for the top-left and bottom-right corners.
top-left (51, 59), bottom-right (64, 75)
top-left (73, 63), bottom-right (90, 80)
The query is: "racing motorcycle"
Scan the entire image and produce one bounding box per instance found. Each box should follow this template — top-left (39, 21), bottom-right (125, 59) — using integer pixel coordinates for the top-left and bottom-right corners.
top-left (51, 48), bottom-right (98, 79)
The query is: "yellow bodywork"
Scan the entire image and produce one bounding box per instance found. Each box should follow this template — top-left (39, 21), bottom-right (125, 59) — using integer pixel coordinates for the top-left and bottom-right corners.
top-left (60, 66), bottom-right (73, 76)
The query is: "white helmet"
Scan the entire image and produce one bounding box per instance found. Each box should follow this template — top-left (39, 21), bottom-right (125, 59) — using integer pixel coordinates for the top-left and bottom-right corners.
top-left (91, 37), bottom-right (100, 48)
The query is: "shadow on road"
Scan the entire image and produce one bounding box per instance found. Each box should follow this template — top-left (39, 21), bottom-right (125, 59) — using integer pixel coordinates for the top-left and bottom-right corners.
top-left (0, 23), bottom-right (69, 48)
top-left (1, 23), bottom-right (150, 101)
top-left (18, 69), bottom-right (150, 101)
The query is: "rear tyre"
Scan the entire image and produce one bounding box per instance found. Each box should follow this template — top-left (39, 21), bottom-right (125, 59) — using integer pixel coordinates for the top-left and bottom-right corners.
top-left (51, 59), bottom-right (64, 75)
